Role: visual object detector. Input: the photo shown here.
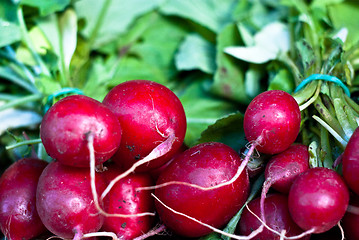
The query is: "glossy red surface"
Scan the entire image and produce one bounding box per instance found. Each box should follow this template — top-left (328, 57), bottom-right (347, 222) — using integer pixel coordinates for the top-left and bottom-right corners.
top-left (0, 158), bottom-right (48, 240)
top-left (155, 142), bottom-right (249, 238)
top-left (102, 164), bottom-right (155, 239)
top-left (102, 80), bottom-right (187, 172)
top-left (40, 95), bottom-right (122, 167)
top-left (288, 167), bottom-right (349, 233)
top-left (243, 90), bottom-right (301, 155)
top-left (36, 161), bottom-right (106, 238)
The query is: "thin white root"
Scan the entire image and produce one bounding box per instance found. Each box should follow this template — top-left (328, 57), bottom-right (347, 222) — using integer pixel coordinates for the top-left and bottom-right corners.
top-left (82, 231), bottom-right (119, 240)
top-left (133, 224), bottom-right (167, 240)
top-left (245, 204), bottom-right (315, 239)
top-left (337, 221), bottom-right (345, 240)
top-left (87, 134), bottom-right (155, 218)
top-left (100, 133), bottom-right (176, 200)
top-left (152, 193), bottom-right (264, 240)
top-left (137, 141), bottom-right (258, 192)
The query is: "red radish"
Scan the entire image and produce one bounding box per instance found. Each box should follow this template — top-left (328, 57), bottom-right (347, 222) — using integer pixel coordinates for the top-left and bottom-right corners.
top-left (149, 144), bottom-right (188, 181)
top-left (238, 194), bottom-right (310, 240)
top-left (288, 167), bottom-right (349, 234)
top-left (342, 127), bottom-right (359, 195)
top-left (102, 80), bottom-right (186, 172)
top-left (0, 158), bottom-right (47, 240)
top-left (259, 144), bottom-right (309, 222)
top-left (40, 95), bottom-right (122, 168)
top-left (154, 142), bottom-right (249, 238)
top-left (36, 161), bottom-right (106, 239)
top-left (342, 194), bottom-right (359, 240)
top-left (264, 144), bottom-right (309, 194)
top-left (101, 164), bottom-right (155, 240)
top-left (243, 90), bottom-right (301, 155)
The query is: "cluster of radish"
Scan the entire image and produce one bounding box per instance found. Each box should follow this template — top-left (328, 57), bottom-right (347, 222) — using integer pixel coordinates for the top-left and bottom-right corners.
top-left (0, 81), bottom-right (359, 240)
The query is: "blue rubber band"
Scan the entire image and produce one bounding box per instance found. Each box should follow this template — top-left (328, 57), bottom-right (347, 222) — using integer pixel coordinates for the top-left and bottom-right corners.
top-left (294, 74), bottom-right (350, 97)
top-left (44, 88), bottom-right (84, 113)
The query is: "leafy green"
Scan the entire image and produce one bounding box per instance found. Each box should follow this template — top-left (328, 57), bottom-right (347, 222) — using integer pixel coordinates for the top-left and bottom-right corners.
top-left (74, 0), bottom-right (164, 48)
top-left (211, 23), bottom-right (250, 104)
top-left (175, 33), bottom-right (216, 74)
top-left (20, 0), bottom-right (70, 16)
top-left (0, 19), bottom-right (21, 47)
top-left (179, 79), bottom-right (237, 147)
top-left (160, 0), bottom-right (238, 33)
top-left (197, 112), bottom-right (245, 152)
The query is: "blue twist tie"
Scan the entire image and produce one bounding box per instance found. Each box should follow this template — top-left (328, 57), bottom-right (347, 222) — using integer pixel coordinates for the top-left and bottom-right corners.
top-left (294, 74), bottom-right (350, 97)
top-left (44, 87), bottom-right (84, 113)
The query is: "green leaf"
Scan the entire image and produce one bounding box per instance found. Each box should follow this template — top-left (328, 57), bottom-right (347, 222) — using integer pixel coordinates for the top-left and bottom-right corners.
top-left (75, 0), bottom-right (164, 48)
top-left (107, 13), bottom-right (188, 87)
top-left (268, 67), bottom-right (295, 93)
top-left (160, 0), bottom-right (238, 33)
top-left (20, 0), bottom-right (70, 16)
top-left (295, 39), bottom-right (315, 74)
top-left (0, 19), bottom-right (21, 47)
top-left (175, 33), bottom-right (216, 74)
top-left (328, 1), bottom-right (359, 49)
top-left (210, 23), bottom-right (250, 104)
top-left (199, 232), bottom-right (221, 240)
top-left (197, 112), bottom-right (246, 152)
top-left (180, 79), bottom-right (237, 147)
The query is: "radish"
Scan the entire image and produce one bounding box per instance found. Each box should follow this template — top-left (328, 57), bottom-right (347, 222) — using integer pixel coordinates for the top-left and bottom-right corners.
top-left (36, 161), bottom-right (106, 239)
top-left (243, 90), bottom-right (301, 155)
top-left (102, 80), bottom-right (187, 172)
top-left (342, 194), bottom-right (359, 240)
top-left (264, 144), bottom-right (309, 194)
top-left (342, 127), bottom-right (359, 195)
top-left (101, 163), bottom-right (155, 240)
top-left (288, 167), bottom-right (349, 234)
top-left (259, 144), bottom-right (309, 223)
top-left (154, 142), bottom-right (249, 238)
top-left (0, 158), bottom-right (47, 240)
top-left (40, 94), bottom-right (122, 168)
top-left (238, 194), bottom-right (310, 240)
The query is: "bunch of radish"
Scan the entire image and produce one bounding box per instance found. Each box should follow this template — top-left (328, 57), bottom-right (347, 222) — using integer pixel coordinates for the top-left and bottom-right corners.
top-left (1, 81), bottom-right (359, 240)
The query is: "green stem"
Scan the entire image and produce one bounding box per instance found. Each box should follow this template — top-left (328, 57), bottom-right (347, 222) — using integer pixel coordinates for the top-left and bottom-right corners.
top-left (320, 125), bottom-right (333, 169)
top-left (88, 0), bottom-right (112, 47)
top-left (17, 6), bottom-right (51, 77)
top-left (313, 96), bottom-right (346, 139)
top-left (6, 138), bottom-right (42, 150)
top-left (0, 94), bottom-right (42, 112)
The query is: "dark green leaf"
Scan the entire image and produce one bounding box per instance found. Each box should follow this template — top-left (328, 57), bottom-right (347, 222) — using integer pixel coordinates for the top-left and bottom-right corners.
top-left (197, 112), bottom-right (246, 152)
top-left (211, 23), bottom-right (250, 104)
top-left (199, 232), bottom-right (221, 240)
top-left (295, 39), bottom-right (315, 74)
top-left (180, 79), bottom-right (237, 147)
top-left (20, 0), bottom-right (70, 16)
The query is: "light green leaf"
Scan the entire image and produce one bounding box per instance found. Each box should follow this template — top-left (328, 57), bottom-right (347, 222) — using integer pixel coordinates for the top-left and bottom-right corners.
top-left (20, 0), bottom-right (70, 16)
top-left (58, 9), bottom-right (77, 70)
top-left (175, 34), bottom-right (216, 74)
top-left (0, 19), bottom-right (21, 47)
top-left (180, 79), bottom-right (237, 147)
top-left (75, 0), bottom-right (164, 48)
top-left (160, 0), bottom-right (238, 33)
top-left (328, 1), bottom-right (359, 49)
